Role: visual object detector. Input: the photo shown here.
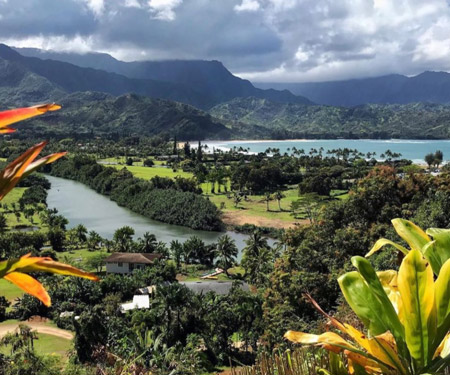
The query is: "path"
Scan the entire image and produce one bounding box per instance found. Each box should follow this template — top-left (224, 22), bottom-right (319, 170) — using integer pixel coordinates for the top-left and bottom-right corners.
top-left (0, 318), bottom-right (73, 340)
top-left (222, 211), bottom-right (307, 229)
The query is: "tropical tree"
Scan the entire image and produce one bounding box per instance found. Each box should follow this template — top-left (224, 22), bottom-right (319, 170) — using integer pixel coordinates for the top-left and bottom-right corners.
top-left (74, 224), bottom-right (88, 244)
top-left (113, 226), bottom-right (135, 252)
top-left (434, 150), bottom-right (444, 169)
top-left (241, 231), bottom-right (273, 286)
top-left (170, 240), bottom-right (184, 270)
top-left (425, 153), bottom-right (435, 171)
top-left (263, 192), bottom-right (273, 212)
top-left (285, 219), bottom-right (450, 375)
top-left (215, 234), bottom-right (238, 276)
top-left (274, 190), bottom-right (285, 211)
top-left (139, 232), bottom-right (158, 252)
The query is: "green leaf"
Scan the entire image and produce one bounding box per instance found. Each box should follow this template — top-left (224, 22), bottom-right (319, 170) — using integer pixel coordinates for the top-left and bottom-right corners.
top-left (350, 256), bottom-right (408, 362)
top-left (398, 249), bottom-right (437, 369)
top-left (338, 271), bottom-right (392, 336)
top-left (433, 259), bottom-right (450, 354)
top-left (422, 230), bottom-right (450, 275)
top-left (392, 219), bottom-right (430, 252)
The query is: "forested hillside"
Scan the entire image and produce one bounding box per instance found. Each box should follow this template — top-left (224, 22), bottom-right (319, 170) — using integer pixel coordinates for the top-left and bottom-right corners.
top-left (210, 97), bottom-right (450, 139)
top-left (257, 71), bottom-right (450, 106)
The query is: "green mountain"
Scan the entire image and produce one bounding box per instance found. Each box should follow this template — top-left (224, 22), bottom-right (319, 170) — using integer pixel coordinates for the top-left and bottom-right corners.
top-left (16, 92), bottom-right (269, 140)
top-left (12, 45), bottom-right (313, 109)
top-left (0, 59), bottom-right (65, 107)
top-left (210, 97), bottom-right (450, 139)
top-left (256, 71), bottom-right (450, 107)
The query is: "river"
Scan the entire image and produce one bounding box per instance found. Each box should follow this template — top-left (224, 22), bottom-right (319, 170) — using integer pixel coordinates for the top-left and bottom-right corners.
top-left (46, 176), bottom-right (269, 258)
top-left (204, 139), bottom-right (450, 163)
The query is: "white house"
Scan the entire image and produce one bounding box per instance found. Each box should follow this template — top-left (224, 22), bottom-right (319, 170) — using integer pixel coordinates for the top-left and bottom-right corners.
top-left (105, 252), bottom-right (162, 274)
top-left (121, 295), bottom-right (150, 313)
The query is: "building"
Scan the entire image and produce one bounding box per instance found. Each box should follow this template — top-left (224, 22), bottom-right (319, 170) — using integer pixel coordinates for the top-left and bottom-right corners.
top-left (180, 281), bottom-right (250, 295)
top-left (105, 252), bottom-right (162, 274)
top-left (121, 295), bottom-right (150, 312)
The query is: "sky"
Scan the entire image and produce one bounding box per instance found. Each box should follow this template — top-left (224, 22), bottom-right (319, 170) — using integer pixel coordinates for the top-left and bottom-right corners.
top-left (1, 0), bottom-right (450, 82)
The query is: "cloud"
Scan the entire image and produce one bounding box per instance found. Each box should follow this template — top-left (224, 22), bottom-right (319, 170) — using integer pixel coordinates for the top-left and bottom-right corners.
top-left (234, 0), bottom-right (260, 12)
top-left (82, 0), bottom-right (105, 17)
top-left (148, 0), bottom-right (182, 21)
top-left (1, 0), bottom-right (450, 82)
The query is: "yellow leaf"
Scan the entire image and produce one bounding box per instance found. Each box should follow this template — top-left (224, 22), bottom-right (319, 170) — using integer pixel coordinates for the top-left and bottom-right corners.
top-left (392, 219), bottom-right (430, 252)
top-left (285, 330), bottom-right (357, 353)
top-left (366, 238), bottom-right (409, 257)
top-left (4, 272), bottom-right (50, 307)
top-left (398, 249), bottom-right (437, 367)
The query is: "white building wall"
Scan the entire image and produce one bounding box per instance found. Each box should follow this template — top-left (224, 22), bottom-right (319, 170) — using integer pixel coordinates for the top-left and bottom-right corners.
top-left (106, 262), bottom-right (130, 274)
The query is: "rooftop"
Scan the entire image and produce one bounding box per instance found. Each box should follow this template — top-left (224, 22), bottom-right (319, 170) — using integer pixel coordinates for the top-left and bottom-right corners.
top-left (105, 252), bottom-right (162, 264)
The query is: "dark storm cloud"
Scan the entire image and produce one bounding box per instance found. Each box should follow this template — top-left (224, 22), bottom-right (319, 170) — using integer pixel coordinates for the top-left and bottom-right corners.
top-left (1, 0), bottom-right (450, 82)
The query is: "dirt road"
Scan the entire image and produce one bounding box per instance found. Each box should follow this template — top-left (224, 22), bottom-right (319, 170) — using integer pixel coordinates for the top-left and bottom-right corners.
top-left (0, 318), bottom-right (73, 340)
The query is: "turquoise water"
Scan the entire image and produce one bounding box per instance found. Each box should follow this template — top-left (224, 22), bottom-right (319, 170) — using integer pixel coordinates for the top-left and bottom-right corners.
top-left (205, 139), bottom-right (450, 163)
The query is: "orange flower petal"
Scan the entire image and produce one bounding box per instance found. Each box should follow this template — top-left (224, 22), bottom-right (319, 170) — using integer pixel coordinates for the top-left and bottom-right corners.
top-left (0, 103), bottom-right (61, 131)
top-left (4, 272), bottom-right (51, 307)
top-left (23, 151), bottom-right (67, 178)
top-left (19, 258), bottom-right (99, 281)
top-left (0, 142), bottom-right (47, 201)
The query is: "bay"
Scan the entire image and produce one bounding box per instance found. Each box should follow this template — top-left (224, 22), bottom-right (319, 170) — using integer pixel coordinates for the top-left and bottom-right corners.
top-left (205, 139), bottom-right (450, 163)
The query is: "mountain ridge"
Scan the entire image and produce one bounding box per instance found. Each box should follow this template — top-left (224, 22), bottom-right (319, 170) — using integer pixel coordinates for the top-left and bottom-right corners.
top-left (11, 45), bottom-right (312, 108)
top-left (255, 71), bottom-right (450, 107)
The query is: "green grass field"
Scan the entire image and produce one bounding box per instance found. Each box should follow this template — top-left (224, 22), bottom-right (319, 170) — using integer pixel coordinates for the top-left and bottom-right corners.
top-left (0, 279), bottom-right (23, 302)
top-left (0, 331), bottom-right (71, 357)
top-left (109, 164), bottom-right (194, 180)
top-left (97, 159), bottom-right (349, 226)
top-left (33, 333), bottom-right (72, 356)
top-left (60, 247), bottom-right (107, 271)
top-left (0, 187), bottom-right (43, 228)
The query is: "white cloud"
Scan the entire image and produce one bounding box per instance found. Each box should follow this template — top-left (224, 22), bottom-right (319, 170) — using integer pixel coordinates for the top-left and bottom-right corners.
top-left (82, 0), bottom-right (105, 17)
top-left (5, 35), bottom-right (95, 54)
top-left (234, 0), bottom-right (260, 12)
top-left (148, 0), bottom-right (182, 21)
top-left (124, 0), bottom-right (142, 8)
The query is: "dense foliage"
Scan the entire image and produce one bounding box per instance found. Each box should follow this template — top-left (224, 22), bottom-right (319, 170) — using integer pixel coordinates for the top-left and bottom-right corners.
top-left (49, 155), bottom-right (223, 231)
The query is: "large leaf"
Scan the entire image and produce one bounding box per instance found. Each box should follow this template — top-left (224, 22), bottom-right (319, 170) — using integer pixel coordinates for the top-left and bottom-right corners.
top-left (305, 294), bottom-right (406, 373)
top-left (0, 103), bottom-right (61, 133)
top-left (351, 257), bottom-right (408, 362)
top-left (422, 230), bottom-right (450, 275)
top-left (285, 330), bottom-right (358, 354)
top-left (392, 219), bottom-right (430, 252)
top-left (398, 249), bottom-right (437, 368)
top-left (433, 258), bottom-right (450, 354)
top-left (338, 271), bottom-right (391, 336)
top-left (365, 238), bottom-right (409, 257)
top-left (4, 271), bottom-right (50, 306)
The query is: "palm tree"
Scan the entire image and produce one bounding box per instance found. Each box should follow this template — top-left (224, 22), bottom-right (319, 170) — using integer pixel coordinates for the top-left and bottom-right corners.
top-left (74, 224), bottom-right (88, 244)
top-left (215, 234), bottom-right (238, 276)
top-left (170, 240), bottom-right (183, 270)
top-left (139, 232), bottom-right (157, 252)
top-left (274, 191), bottom-right (285, 211)
top-left (262, 192), bottom-right (272, 211)
top-left (241, 231), bottom-right (272, 286)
